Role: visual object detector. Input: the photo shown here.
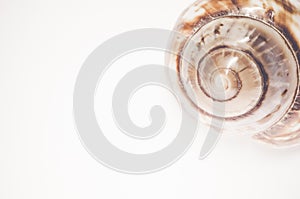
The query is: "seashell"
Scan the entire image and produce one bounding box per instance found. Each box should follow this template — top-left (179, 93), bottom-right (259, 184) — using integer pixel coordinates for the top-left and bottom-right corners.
top-left (166, 0), bottom-right (300, 146)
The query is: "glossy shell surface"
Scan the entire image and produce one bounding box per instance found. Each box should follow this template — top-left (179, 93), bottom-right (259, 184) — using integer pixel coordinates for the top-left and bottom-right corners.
top-left (167, 0), bottom-right (300, 146)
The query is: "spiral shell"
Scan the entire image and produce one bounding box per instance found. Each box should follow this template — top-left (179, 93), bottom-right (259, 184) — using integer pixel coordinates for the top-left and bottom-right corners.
top-left (166, 0), bottom-right (300, 146)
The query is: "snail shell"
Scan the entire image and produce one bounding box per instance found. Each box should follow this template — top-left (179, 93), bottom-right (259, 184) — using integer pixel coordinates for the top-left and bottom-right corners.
top-left (166, 0), bottom-right (300, 146)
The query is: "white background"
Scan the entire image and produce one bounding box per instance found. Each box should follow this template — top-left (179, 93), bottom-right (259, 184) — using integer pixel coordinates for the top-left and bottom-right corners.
top-left (1, 0), bottom-right (300, 198)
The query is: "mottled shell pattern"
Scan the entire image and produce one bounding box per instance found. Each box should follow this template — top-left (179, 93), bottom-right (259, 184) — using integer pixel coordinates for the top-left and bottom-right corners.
top-left (166, 0), bottom-right (300, 146)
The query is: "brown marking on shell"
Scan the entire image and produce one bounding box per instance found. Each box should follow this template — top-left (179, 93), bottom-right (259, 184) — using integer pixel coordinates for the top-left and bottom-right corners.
top-left (214, 25), bottom-right (221, 35)
top-left (292, 94), bottom-right (300, 111)
top-left (201, 0), bottom-right (237, 14)
top-left (178, 0), bottom-right (239, 34)
top-left (281, 89), bottom-right (288, 96)
top-left (230, 0), bottom-right (238, 6)
top-left (274, 0), bottom-right (299, 14)
top-left (271, 0), bottom-right (300, 56)
top-left (257, 105), bottom-right (281, 124)
top-left (276, 19), bottom-right (300, 63)
top-left (180, 15), bottom-right (203, 33)
top-left (265, 9), bottom-right (275, 22)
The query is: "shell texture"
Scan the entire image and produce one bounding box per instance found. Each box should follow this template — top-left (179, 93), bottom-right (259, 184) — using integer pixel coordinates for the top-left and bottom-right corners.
top-left (167, 0), bottom-right (300, 146)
